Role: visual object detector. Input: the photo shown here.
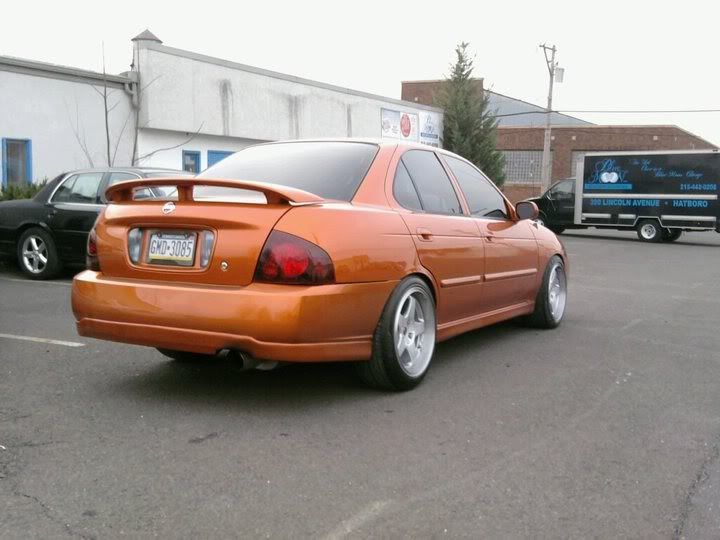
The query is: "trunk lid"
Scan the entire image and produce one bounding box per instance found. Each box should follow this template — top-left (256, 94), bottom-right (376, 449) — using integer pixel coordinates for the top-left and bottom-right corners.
top-left (95, 178), bottom-right (322, 286)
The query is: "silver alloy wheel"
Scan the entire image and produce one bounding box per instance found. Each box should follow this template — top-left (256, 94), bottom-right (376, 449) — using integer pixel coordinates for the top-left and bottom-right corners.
top-left (393, 285), bottom-right (436, 378)
top-left (640, 223), bottom-right (657, 240)
top-left (535, 217), bottom-right (545, 227)
top-left (21, 235), bottom-right (49, 274)
top-left (547, 263), bottom-right (567, 323)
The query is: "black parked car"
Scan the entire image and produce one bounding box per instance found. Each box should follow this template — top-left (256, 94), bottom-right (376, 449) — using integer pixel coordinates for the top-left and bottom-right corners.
top-left (0, 167), bottom-right (192, 279)
top-left (524, 179), bottom-right (576, 234)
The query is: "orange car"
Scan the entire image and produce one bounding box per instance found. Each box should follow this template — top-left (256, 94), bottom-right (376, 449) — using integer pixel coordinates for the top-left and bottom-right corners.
top-left (72, 140), bottom-right (568, 390)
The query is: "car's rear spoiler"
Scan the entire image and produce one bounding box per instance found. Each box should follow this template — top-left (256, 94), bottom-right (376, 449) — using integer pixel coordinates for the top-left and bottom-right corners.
top-left (105, 177), bottom-right (324, 205)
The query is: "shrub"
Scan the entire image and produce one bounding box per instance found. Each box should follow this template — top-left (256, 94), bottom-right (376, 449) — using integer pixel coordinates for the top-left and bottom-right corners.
top-left (0, 181), bottom-right (47, 201)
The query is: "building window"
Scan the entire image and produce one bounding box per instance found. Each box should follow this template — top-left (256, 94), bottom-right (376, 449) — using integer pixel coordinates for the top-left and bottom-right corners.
top-left (182, 150), bottom-right (201, 173)
top-left (2, 138), bottom-right (32, 188)
top-left (501, 150), bottom-right (550, 184)
top-left (207, 150), bottom-right (234, 168)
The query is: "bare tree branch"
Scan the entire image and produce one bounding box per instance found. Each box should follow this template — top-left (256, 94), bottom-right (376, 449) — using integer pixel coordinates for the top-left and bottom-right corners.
top-left (135, 122), bottom-right (205, 163)
top-left (66, 100), bottom-right (95, 167)
top-left (111, 108), bottom-right (134, 166)
top-left (141, 74), bottom-right (162, 93)
top-left (106, 100), bottom-right (120, 114)
top-left (101, 42), bottom-right (111, 167)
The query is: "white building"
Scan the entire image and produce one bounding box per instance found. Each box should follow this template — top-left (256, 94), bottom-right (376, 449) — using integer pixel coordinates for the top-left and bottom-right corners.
top-left (0, 30), bottom-right (444, 187)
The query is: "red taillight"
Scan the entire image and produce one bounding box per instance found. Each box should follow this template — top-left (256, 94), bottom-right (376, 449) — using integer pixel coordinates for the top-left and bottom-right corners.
top-left (254, 231), bottom-right (334, 285)
top-left (87, 227), bottom-right (100, 271)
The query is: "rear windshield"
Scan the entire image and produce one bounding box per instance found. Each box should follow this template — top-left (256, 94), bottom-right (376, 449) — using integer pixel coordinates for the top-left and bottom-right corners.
top-left (197, 142), bottom-right (379, 201)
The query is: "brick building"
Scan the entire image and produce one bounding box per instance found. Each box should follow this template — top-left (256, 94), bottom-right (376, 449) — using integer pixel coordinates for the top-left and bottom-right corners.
top-left (401, 80), bottom-right (717, 202)
top-left (497, 125), bottom-right (717, 201)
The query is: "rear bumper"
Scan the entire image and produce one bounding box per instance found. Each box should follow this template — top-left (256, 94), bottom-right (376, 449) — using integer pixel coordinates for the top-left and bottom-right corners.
top-left (72, 271), bottom-right (396, 362)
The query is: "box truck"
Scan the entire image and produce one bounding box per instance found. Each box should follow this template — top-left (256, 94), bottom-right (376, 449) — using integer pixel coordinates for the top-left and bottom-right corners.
top-left (526, 150), bottom-right (720, 242)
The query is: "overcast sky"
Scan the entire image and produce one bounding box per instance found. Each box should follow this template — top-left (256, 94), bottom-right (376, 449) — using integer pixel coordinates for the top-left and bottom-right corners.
top-left (4, 0), bottom-right (719, 145)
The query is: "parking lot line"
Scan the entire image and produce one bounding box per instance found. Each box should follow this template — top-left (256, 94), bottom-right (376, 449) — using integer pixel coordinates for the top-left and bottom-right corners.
top-left (0, 333), bottom-right (84, 347)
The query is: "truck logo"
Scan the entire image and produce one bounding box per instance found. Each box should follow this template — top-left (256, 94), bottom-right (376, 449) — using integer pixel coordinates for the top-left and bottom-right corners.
top-left (162, 202), bottom-right (176, 215)
top-left (586, 159), bottom-right (632, 190)
top-left (600, 171), bottom-right (619, 183)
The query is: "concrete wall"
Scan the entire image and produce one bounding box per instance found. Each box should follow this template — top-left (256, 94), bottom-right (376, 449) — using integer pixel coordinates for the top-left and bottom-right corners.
top-left (135, 43), bottom-right (442, 144)
top-left (135, 128), bottom-right (265, 171)
top-left (0, 69), bottom-right (135, 182)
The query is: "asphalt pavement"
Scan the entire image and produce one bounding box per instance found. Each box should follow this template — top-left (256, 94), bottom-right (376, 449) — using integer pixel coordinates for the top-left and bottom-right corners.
top-left (1, 229), bottom-right (720, 538)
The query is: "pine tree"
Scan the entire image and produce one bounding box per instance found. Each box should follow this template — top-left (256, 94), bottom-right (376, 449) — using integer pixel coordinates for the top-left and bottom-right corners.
top-left (435, 42), bottom-right (506, 186)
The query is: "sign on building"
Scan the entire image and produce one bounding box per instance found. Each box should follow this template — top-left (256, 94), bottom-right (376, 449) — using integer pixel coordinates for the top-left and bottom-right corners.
top-left (419, 112), bottom-right (441, 147)
top-left (381, 108), bottom-right (441, 147)
top-left (381, 108), bottom-right (418, 141)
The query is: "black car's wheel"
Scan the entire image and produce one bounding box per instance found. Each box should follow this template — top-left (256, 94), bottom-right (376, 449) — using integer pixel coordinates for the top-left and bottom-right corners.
top-left (355, 276), bottom-right (437, 391)
top-left (661, 228), bottom-right (682, 242)
top-left (157, 348), bottom-right (216, 363)
top-left (16, 227), bottom-right (61, 279)
top-left (548, 225), bottom-right (565, 235)
top-left (526, 255), bottom-right (567, 329)
top-left (636, 219), bottom-right (663, 243)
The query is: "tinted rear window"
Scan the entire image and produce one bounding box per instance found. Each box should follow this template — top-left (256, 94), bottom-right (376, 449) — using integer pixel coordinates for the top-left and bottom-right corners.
top-left (197, 142), bottom-right (378, 201)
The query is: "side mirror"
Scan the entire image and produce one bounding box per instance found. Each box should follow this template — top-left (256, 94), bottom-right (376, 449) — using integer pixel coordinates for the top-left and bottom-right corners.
top-left (515, 201), bottom-right (539, 221)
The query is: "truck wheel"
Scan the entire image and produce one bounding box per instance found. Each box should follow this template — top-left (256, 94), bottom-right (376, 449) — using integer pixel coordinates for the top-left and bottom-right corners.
top-left (661, 229), bottom-right (682, 242)
top-left (636, 220), bottom-right (663, 243)
top-left (355, 276), bottom-right (437, 391)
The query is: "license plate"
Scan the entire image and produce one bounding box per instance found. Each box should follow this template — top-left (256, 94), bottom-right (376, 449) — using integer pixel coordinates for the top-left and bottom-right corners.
top-left (147, 232), bottom-right (196, 266)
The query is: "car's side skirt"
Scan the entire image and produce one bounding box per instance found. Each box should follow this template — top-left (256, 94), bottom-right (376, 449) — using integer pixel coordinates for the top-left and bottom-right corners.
top-left (436, 301), bottom-right (535, 342)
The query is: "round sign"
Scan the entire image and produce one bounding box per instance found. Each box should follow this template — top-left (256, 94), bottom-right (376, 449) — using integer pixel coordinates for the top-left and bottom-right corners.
top-left (400, 114), bottom-right (411, 138)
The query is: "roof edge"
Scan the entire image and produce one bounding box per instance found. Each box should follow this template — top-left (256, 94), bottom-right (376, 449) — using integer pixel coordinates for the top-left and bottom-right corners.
top-left (0, 55), bottom-right (131, 85)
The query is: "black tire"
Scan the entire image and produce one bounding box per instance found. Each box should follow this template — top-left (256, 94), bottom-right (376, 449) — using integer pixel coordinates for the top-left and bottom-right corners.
top-left (16, 227), bottom-right (62, 279)
top-left (661, 228), bottom-right (682, 242)
top-left (548, 226), bottom-right (565, 235)
top-left (526, 255), bottom-right (567, 329)
top-left (355, 276), bottom-right (436, 391)
top-left (636, 219), bottom-right (663, 243)
top-left (157, 348), bottom-right (216, 363)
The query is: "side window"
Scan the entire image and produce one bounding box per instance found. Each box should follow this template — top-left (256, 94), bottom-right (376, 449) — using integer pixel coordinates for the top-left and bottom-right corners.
top-left (103, 172), bottom-right (141, 202)
top-left (401, 150), bottom-right (462, 215)
top-left (52, 172), bottom-right (104, 204)
top-left (393, 161), bottom-right (423, 211)
top-left (444, 156), bottom-right (508, 219)
top-left (107, 172), bottom-right (140, 187)
top-left (549, 180), bottom-right (574, 198)
top-left (52, 174), bottom-right (78, 202)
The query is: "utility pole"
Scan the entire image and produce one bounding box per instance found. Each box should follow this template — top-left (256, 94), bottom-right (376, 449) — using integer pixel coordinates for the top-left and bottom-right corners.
top-left (539, 43), bottom-right (558, 192)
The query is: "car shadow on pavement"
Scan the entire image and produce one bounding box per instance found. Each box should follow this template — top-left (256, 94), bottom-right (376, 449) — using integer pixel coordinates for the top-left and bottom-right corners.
top-left (106, 322), bottom-right (524, 410)
top-left (561, 232), bottom-right (718, 248)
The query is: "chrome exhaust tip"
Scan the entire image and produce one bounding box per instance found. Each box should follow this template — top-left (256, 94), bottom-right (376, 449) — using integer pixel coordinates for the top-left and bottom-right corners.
top-left (223, 350), bottom-right (279, 371)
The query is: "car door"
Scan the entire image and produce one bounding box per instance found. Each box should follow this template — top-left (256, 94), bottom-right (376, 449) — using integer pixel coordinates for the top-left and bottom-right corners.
top-left (391, 149), bottom-right (485, 325)
top-left (48, 171), bottom-right (106, 262)
top-left (546, 180), bottom-right (575, 225)
top-left (441, 155), bottom-right (539, 312)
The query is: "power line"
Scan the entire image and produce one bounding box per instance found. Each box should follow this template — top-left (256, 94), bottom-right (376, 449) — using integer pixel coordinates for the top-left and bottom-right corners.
top-left (493, 108), bottom-right (720, 118)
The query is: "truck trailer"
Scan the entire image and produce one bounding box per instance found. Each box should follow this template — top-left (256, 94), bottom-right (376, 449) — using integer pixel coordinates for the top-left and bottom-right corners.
top-left (526, 150), bottom-right (720, 242)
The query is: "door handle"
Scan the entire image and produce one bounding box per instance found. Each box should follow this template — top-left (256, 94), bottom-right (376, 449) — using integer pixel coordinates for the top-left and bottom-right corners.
top-left (416, 227), bottom-right (433, 241)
